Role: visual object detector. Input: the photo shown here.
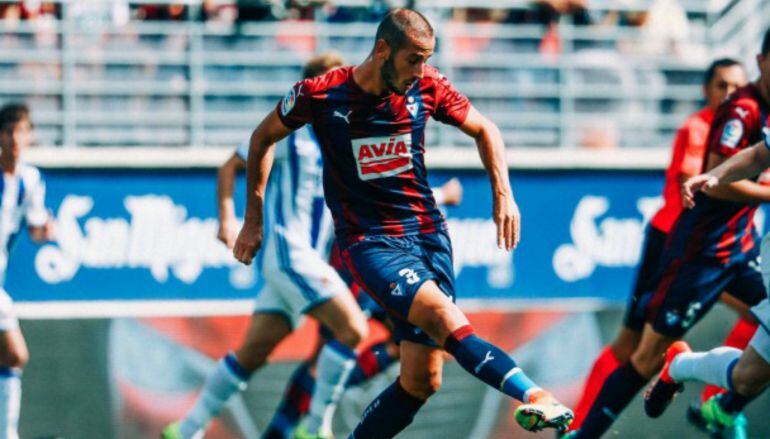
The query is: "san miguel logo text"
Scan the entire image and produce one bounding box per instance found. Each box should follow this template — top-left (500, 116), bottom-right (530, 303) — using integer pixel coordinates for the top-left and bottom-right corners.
top-left (351, 134), bottom-right (413, 181)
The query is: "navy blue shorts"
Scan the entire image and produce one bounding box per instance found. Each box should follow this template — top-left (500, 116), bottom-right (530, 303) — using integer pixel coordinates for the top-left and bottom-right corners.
top-left (634, 246), bottom-right (765, 337)
top-left (341, 229), bottom-right (455, 347)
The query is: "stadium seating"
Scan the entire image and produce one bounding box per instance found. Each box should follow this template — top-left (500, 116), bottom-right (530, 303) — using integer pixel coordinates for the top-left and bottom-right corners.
top-left (0, 0), bottom-right (767, 148)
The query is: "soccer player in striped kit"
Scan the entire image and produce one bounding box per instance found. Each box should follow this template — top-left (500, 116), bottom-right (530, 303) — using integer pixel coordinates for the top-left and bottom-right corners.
top-left (233, 9), bottom-right (572, 438)
top-left (214, 52), bottom-right (464, 439)
top-left (0, 103), bottom-right (54, 439)
top-left (569, 28), bottom-right (770, 439)
top-left (568, 58), bottom-right (757, 434)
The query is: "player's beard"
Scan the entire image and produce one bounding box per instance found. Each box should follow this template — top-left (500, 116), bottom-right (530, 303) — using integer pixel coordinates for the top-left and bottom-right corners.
top-left (380, 54), bottom-right (406, 96)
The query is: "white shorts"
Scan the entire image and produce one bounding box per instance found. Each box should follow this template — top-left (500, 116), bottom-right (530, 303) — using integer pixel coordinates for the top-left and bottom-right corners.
top-left (253, 231), bottom-right (348, 328)
top-left (750, 299), bottom-right (770, 363)
top-left (0, 288), bottom-right (18, 331)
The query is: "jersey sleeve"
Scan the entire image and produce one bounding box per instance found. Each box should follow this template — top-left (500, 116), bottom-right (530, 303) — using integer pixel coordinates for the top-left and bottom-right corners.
top-left (234, 139), bottom-right (250, 161)
top-left (708, 104), bottom-right (755, 158)
top-left (276, 79), bottom-right (314, 130)
top-left (24, 170), bottom-right (48, 228)
top-left (432, 74), bottom-right (471, 126)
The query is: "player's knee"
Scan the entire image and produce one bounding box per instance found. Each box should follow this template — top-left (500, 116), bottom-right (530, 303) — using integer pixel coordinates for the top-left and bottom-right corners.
top-left (630, 348), bottom-right (665, 379)
top-left (334, 320), bottom-right (367, 349)
top-left (418, 303), bottom-right (466, 342)
top-left (611, 329), bottom-right (641, 362)
top-left (732, 362), bottom-right (770, 396)
top-left (400, 373), bottom-right (441, 400)
top-left (0, 347), bottom-right (27, 369)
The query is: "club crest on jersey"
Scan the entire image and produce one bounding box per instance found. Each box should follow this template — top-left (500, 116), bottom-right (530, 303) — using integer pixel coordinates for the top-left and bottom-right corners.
top-left (720, 119), bottom-right (743, 149)
top-left (406, 96), bottom-right (419, 119)
top-left (281, 84), bottom-right (302, 117)
top-left (351, 133), bottom-right (413, 181)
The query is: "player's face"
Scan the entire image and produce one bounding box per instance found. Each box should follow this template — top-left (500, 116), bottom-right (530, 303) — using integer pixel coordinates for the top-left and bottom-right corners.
top-left (0, 119), bottom-right (32, 160)
top-left (381, 34), bottom-right (435, 95)
top-left (704, 65), bottom-right (748, 109)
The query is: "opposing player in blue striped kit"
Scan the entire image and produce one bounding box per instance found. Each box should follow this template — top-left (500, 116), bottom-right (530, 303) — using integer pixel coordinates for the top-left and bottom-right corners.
top-left (0, 103), bottom-right (55, 439)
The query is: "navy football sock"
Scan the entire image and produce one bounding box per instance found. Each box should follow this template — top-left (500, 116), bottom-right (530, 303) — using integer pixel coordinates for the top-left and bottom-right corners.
top-left (444, 325), bottom-right (539, 402)
top-left (262, 362), bottom-right (315, 439)
top-left (718, 391), bottom-right (755, 414)
top-left (350, 378), bottom-right (424, 439)
top-left (577, 362), bottom-right (647, 438)
top-left (347, 342), bottom-right (396, 387)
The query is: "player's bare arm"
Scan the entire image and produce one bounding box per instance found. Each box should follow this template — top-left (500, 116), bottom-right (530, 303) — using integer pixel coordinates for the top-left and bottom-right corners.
top-left (233, 109), bottom-right (293, 264)
top-left (459, 106), bottom-right (520, 250)
top-left (217, 153), bottom-right (246, 249)
top-left (683, 144), bottom-right (770, 208)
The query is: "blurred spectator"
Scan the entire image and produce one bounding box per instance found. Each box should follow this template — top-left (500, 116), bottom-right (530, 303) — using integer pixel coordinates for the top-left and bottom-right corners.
top-left (605, 0), bottom-right (697, 59)
top-left (507, 0), bottom-right (591, 26)
top-left (136, 3), bottom-right (188, 21)
top-left (236, 0), bottom-right (281, 22)
top-left (449, 8), bottom-right (507, 62)
top-left (200, 0), bottom-right (238, 25)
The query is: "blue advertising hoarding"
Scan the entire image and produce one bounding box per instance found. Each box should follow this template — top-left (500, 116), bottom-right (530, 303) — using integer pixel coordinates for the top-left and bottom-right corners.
top-left (3, 167), bottom-right (693, 308)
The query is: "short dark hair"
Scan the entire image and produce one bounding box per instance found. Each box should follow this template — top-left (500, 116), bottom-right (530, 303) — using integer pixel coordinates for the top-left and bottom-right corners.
top-left (0, 103), bottom-right (30, 131)
top-left (763, 27), bottom-right (770, 56)
top-left (704, 58), bottom-right (742, 87)
top-left (303, 51), bottom-right (345, 79)
top-left (374, 8), bottom-right (433, 52)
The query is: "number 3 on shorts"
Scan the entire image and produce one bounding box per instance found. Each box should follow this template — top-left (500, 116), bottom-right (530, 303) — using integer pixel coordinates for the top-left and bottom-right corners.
top-left (399, 268), bottom-right (420, 285)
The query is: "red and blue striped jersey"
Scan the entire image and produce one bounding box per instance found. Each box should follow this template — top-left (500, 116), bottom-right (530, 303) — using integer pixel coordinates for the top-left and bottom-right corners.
top-left (674, 84), bottom-right (770, 263)
top-left (275, 65), bottom-right (470, 245)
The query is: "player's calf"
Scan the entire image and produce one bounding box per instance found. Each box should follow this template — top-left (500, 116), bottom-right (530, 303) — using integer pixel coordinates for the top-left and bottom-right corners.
top-left (730, 346), bottom-right (770, 396)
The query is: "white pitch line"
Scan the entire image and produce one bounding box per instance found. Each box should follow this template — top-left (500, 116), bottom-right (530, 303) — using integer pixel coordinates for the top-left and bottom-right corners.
top-left (12, 297), bottom-right (620, 319)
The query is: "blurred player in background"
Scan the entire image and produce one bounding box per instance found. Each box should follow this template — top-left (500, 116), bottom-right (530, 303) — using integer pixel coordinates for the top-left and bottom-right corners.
top-left (644, 34), bottom-right (770, 436)
top-left (568, 29), bottom-right (770, 439)
top-left (568, 58), bottom-right (753, 434)
top-left (233, 8), bottom-right (573, 438)
top-left (646, 140), bottom-right (770, 435)
top-left (163, 53), bottom-right (373, 439)
top-left (0, 103), bottom-right (54, 439)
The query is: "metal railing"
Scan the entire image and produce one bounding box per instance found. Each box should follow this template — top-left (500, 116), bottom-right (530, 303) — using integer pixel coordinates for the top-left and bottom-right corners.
top-left (0, 0), bottom-right (767, 148)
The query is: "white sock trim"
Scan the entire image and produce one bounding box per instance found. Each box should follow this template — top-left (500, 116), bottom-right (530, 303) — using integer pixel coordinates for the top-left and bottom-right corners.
top-left (499, 367), bottom-right (522, 391)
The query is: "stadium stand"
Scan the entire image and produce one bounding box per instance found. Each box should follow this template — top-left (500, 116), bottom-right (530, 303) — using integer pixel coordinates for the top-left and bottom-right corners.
top-left (0, 0), bottom-right (767, 149)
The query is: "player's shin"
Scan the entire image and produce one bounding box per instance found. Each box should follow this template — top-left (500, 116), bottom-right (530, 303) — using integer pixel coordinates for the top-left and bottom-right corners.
top-left (444, 325), bottom-right (540, 401)
top-left (179, 353), bottom-right (250, 438)
top-left (0, 367), bottom-right (20, 439)
top-left (575, 362), bottom-right (647, 438)
top-left (349, 378), bottom-right (424, 439)
top-left (570, 345), bottom-right (622, 431)
top-left (301, 340), bottom-right (356, 436)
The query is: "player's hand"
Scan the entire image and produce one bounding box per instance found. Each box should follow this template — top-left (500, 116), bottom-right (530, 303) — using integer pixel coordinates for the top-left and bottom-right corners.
top-left (494, 193), bottom-right (521, 251)
top-left (681, 174), bottom-right (718, 209)
top-left (440, 178), bottom-right (463, 206)
top-left (217, 217), bottom-right (239, 249)
top-left (233, 217), bottom-right (263, 265)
